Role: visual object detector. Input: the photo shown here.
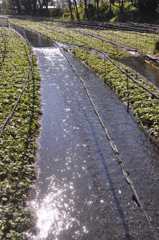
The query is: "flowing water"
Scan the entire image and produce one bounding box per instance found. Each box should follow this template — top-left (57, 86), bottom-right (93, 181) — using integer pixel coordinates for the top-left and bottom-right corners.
top-left (118, 56), bottom-right (159, 88)
top-left (18, 30), bottom-right (159, 239)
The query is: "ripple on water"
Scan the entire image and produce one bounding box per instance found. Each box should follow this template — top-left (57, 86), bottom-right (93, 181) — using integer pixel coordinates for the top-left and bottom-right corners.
top-left (30, 176), bottom-right (78, 240)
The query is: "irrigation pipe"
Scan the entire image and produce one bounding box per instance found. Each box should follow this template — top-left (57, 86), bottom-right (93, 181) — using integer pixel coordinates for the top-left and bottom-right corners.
top-left (0, 28), bottom-right (34, 138)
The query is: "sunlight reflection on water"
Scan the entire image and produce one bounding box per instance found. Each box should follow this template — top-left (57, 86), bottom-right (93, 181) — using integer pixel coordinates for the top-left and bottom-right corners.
top-left (30, 176), bottom-right (77, 239)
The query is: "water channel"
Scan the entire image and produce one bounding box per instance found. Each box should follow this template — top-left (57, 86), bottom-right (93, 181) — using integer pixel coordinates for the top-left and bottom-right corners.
top-left (117, 56), bottom-right (159, 88)
top-left (18, 30), bottom-right (159, 239)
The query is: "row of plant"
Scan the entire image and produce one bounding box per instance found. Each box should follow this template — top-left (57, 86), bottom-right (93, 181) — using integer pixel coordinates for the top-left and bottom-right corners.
top-left (9, 18), bottom-right (159, 144)
top-left (0, 28), bottom-right (7, 67)
top-left (0, 28), bottom-right (5, 45)
top-left (9, 18), bottom-right (130, 58)
top-left (42, 20), bottom-right (157, 55)
top-left (71, 27), bottom-right (156, 55)
top-left (0, 28), bottom-right (41, 239)
top-left (69, 48), bottom-right (159, 144)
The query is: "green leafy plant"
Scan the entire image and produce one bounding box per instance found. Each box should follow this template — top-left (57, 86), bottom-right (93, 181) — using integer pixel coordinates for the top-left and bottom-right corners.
top-left (0, 27), bottom-right (41, 239)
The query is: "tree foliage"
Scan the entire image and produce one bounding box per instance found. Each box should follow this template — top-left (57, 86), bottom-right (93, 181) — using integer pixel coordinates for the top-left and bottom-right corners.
top-left (5, 0), bottom-right (52, 13)
top-left (2, 0), bottom-right (159, 18)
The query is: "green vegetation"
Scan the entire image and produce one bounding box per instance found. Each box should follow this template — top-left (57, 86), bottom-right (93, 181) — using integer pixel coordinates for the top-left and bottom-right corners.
top-left (10, 18), bottom-right (158, 56)
top-left (0, 28), bottom-right (41, 239)
top-left (10, 18), bottom-right (131, 58)
top-left (72, 27), bottom-right (156, 55)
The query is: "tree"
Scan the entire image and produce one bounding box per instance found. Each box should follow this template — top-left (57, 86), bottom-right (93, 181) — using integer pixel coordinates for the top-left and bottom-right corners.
top-left (38, 0), bottom-right (43, 10)
top-left (32, 0), bottom-right (37, 12)
top-left (15, 0), bottom-right (22, 13)
top-left (95, 0), bottom-right (99, 20)
top-left (109, 0), bottom-right (114, 12)
top-left (73, 0), bottom-right (80, 21)
top-left (21, 0), bottom-right (32, 11)
top-left (67, 0), bottom-right (73, 20)
top-left (120, 0), bottom-right (124, 12)
top-left (43, 0), bottom-right (50, 9)
top-left (36, 0), bottom-right (51, 9)
top-left (84, 0), bottom-right (88, 19)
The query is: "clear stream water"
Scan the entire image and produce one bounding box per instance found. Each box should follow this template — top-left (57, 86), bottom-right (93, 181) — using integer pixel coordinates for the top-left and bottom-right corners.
top-left (20, 30), bottom-right (159, 239)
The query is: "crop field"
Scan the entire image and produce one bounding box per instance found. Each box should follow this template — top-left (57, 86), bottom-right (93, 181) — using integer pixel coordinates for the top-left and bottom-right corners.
top-left (10, 19), bottom-right (131, 58)
top-left (0, 18), bottom-right (158, 238)
top-left (0, 27), bottom-right (41, 239)
top-left (10, 18), bottom-right (157, 56)
top-left (9, 18), bottom-right (159, 146)
top-left (75, 28), bottom-right (156, 54)
top-left (43, 20), bottom-right (156, 55)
